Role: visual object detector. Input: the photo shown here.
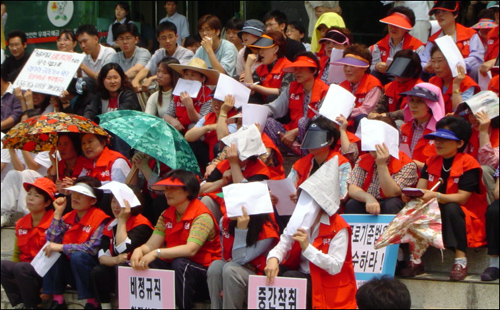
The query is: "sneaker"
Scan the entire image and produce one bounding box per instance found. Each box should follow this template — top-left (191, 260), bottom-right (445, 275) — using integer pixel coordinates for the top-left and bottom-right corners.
top-left (481, 267), bottom-right (499, 281)
top-left (1, 214), bottom-right (13, 227)
top-left (48, 301), bottom-right (67, 309)
top-left (449, 263), bottom-right (468, 281)
top-left (400, 261), bottom-right (425, 278)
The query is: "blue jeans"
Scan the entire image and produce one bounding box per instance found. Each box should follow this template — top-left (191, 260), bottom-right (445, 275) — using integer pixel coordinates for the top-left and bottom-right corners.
top-left (42, 251), bottom-right (99, 300)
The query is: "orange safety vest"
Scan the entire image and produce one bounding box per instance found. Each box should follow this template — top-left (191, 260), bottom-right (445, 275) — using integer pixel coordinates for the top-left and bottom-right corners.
top-left (173, 85), bottom-right (212, 127)
top-left (318, 55), bottom-right (330, 79)
top-left (425, 154), bottom-right (488, 248)
top-left (485, 26), bottom-right (499, 62)
top-left (62, 207), bottom-right (110, 245)
top-left (53, 156), bottom-right (91, 181)
top-left (357, 151), bottom-right (415, 199)
top-left (292, 150), bottom-right (350, 187)
top-left (261, 133), bottom-right (285, 180)
top-left (376, 33), bottom-right (424, 63)
top-left (16, 209), bottom-right (54, 263)
top-left (200, 109), bottom-right (238, 161)
top-left (285, 79), bottom-right (330, 131)
top-left (429, 23), bottom-right (477, 59)
top-left (256, 57), bottom-right (292, 102)
top-left (400, 122), bottom-right (437, 164)
top-left (340, 74), bottom-right (383, 109)
top-left (429, 75), bottom-right (480, 114)
top-left (221, 215), bottom-right (279, 274)
top-left (467, 128), bottom-right (500, 159)
top-left (84, 147), bottom-right (131, 183)
top-left (384, 78), bottom-right (422, 112)
top-left (489, 75), bottom-right (499, 95)
top-left (103, 214), bottom-right (153, 258)
top-left (161, 199), bottom-right (221, 267)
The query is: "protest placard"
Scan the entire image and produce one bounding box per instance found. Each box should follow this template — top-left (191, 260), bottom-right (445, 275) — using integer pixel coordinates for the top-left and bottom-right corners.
top-left (248, 275), bottom-right (307, 309)
top-left (13, 49), bottom-right (84, 96)
top-left (172, 78), bottom-right (202, 98)
top-left (214, 74), bottom-right (251, 108)
top-left (118, 266), bottom-right (175, 309)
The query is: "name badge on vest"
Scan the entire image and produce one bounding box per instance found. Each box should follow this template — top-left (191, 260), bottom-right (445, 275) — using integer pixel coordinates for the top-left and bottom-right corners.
top-left (184, 223), bottom-right (190, 230)
top-left (429, 174), bottom-right (435, 182)
top-left (101, 171), bottom-right (110, 178)
top-left (488, 39), bottom-right (494, 45)
top-left (166, 222), bottom-right (172, 229)
top-left (82, 225), bottom-right (91, 233)
top-left (223, 230), bottom-right (230, 239)
top-left (463, 40), bottom-right (470, 46)
top-left (402, 136), bottom-right (408, 143)
top-left (388, 98), bottom-right (394, 105)
top-left (381, 51), bottom-right (386, 56)
top-left (323, 238), bottom-right (332, 245)
top-left (454, 178), bottom-right (460, 184)
top-left (290, 93), bottom-right (300, 100)
top-left (18, 229), bottom-right (28, 235)
top-left (428, 140), bottom-right (434, 145)
top-left (273, 74), bottom-right (280, 80)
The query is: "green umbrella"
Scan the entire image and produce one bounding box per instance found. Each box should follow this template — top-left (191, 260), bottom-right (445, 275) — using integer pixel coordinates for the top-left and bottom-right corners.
top-left (98, 110), bottom-right (200, 175)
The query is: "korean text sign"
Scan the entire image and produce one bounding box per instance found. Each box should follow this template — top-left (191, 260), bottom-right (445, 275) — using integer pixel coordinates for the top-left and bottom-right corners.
top-left (248, 275), bottom-right (307, 309)
top-left (118, 266), bottom-right (175, 309)
top-left (13, 49), bottom-right (84, 96)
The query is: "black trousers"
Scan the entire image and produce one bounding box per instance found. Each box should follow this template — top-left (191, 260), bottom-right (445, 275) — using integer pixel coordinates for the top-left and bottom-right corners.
top-left (439, 202), bottom-right (467, 253)
top-left (486, 200), bottom-right (499, 256)
top-left (1, 260), bottom-right (42, 308)
top-left (344, 197), bottom-right (405, 215)
top-left (90, 264), bottom-right (118, 303)
top-left (279, 266), bottom-right (312, 309)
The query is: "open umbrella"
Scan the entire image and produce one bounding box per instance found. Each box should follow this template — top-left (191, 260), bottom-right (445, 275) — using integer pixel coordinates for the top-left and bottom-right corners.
top-left (97, 110), bottom-right (200, 175)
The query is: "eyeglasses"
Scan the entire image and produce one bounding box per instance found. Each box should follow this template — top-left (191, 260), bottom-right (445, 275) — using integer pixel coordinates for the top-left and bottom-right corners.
top-left (265, 22), bottom-right (279, 28)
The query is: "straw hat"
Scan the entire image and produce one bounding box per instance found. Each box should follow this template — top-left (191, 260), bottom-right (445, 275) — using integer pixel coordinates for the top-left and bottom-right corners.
top-left (169, 57), bottom-right (220, 85)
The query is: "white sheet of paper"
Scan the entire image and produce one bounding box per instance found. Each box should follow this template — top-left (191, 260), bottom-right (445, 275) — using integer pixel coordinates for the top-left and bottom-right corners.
top-left (430, 20), bottom-right (441, 36)
top-left (478, 71), bottom-right (492, 91)
top-left (30, 241), bottom-right (61, 277)
top-left (99, 181), bottom-right (141, 208)
top-left (266, 178), bottom-right (297, 216)
top-left (221, 124), bottom-right (267, 161)
top-left (464, 90), bottom-right (500, 119)
top-left (386, 57), bottom-right (393, 67)
top-left (172, 78), bottom-right (202, 98)
top-left (319, 84), bottom-right (356, 124)
top-left (359, 118), bottom-right (400, 159)
top-left (223, 182), bottom-right (274, 217)
top-left (214, 74), bottom-right (251, 108)
top-left (285, 191), bottom-right (320, 236)
top-left (242, 103), bottom-right (269, 131)
top-left (328, 48), bottom-right (346, 85)
top-left (435, 35), bottom-right (467, 77)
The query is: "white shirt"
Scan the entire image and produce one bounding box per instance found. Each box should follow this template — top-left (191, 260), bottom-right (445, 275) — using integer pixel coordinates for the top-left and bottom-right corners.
top-left (79, 158), bottom-right (130, 184)
top-left (82, 45), bottom-right (116, 77)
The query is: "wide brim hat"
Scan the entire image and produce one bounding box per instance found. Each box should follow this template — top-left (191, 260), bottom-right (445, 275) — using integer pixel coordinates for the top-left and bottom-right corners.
top-left (400, 85), bottom-right (439, 102)
top-left (149, 177), bottom-right (185, 191)
top-left (300, 124), bottom-right (332, 150)
top-left (237, 19), bottom-right (265, 39)
top-left (429, 1), bottom-right (459, 15)
top-left (424, 129), bottom-right (460, 141)
top-left (65, 183), bottom-right (97, 198)
top-left (169, 57), bottom-right (220, 85)
top-left (331, 54), bottom-right (370, 68)
top-left (23, 177), bottom-right (57, 201)
top-left (380, 12), bottom-right (413, 30)
top-left (248, 34), bottom-right (276, 49)
top-left (282, 55), bottom-right (318, 73)
top-left (472, 19), bottom-right (497, 30)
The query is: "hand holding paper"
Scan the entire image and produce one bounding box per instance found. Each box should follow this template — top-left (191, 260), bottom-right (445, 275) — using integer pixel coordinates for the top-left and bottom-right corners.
top-left (319, 84), bottom-right (356, 125)
top-left (357, 118), bottom-right (400, 159)
top-left (223, 182), bottom-right (274, 217)
top-left (214, 74), bottom-right (251, 108)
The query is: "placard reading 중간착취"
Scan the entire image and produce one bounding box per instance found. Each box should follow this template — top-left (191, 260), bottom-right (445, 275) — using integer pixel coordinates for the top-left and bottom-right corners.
top-left (13, 49), bottom-right (84, 96)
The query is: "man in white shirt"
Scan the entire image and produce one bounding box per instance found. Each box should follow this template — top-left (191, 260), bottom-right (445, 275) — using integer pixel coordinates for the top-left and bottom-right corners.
top-left (76, 24), bottom-right (116, 80)
top-left (159, 1), bottom-right (189, 46)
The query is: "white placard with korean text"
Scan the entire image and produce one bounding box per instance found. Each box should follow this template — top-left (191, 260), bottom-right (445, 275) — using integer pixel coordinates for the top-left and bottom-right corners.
top-left (248, 275), bottom-right (307, 309)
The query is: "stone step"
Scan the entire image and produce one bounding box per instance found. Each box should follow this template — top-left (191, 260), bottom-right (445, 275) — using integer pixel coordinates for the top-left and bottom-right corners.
top-left (1, 227), bottom-right (15, 260)
top-left (399, 273), bottom-right (499, 309)
top-left (420, 246), bottom-right (490, 275)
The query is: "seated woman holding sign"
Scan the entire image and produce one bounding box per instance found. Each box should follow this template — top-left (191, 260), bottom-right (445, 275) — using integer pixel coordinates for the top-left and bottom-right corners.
top-left (401, 116), bottom-right (488, 281)
top-left (130, 169), bottom-right (221, 310)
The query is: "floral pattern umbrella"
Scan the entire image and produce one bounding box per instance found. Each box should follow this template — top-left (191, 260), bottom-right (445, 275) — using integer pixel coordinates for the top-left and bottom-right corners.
top-left (375, 198), bottom-right (445, 262)
top-left (97, 110), bottom-right (200, 175)
top-left (1, 112), bottom-right (110, 152)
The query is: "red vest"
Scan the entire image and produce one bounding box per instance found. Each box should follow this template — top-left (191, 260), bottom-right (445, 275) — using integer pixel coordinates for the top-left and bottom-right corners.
top-left (84, 147), bottom-right (131, 182)
top-left (256, 57), bottom-right (292, 102)
top-left (376, 33), bottom-right (424, 63)
top-left (318, 55), bottom-right (330, 79)
top-left (221, 216), bottom-right (279, 274)
top-left (425, 154), bottom-right (488, 248)
top-left (429, 23), bottom-right (477, 59)
top-left (173, 85), bottom-right (212, 127)
top-left (16, 210), bottom-right (54, 263)
top-left (489, 75), bottom-right (499, 95)
top-left (161, 199), bottom-right (221, 267)
top-left (310, 214), bottom-right (357, 309)
top-left (262, 133), bottom-right (285, 180)
top-left (292, 150), bottom-right (350, 187)
top-left (400, 122), bottom-right (437, 164)
top-left (357, 151), bottom-right (415, 199)
top-left (485, 26), bottom-right (499, 62)
top-left (103, 214), bottom-right (153, 257)
top-left (384, 78), bottom-right (422, 112)
top-left (216, 158), bottom-right (272, 182)
top-left (201, 110), bottom-right (238, 161)
top-left (285, 79), bottom-right (330, 131)
top-left (340, 74), bottom-right (383, 109)
top-left (54, 156), bottom-right (90, 181)
top-left (429, 75), bottom-right (479, 114)
top-left (62, 207), bottom-right (110, 245)
top-left (467, 128), bottom-right (500, 159)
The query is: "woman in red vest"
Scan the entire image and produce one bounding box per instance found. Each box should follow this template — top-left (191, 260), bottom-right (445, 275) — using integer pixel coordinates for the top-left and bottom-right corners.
top-left (1, 178), bottom-right (56, 309)
top-left (317, 27), bottom-right (352, 84)
top-left (333, 44), bottom-right (383, 132)
top-left (42, 176), bottom-right (111, 309)
top-left (399, 83), bottom-right (445, 171)
top-left (165, 58), bottom-right (219, 133)
top-left (244, 31), bottom-right (293, 103)
top-left (429, 45), bottom-right (480, 113)
top-left (402, 116), bottom-right (488, 281)
top-left (264, 52), bottom-right (329, 155)
top-left (207, 206), bottom-right (279, 309)
top-left (371, 6), bottom-right (424, 85)
top-left (130, 170), bottom-right (221, 309)
top-left (479, 3), bottom-right (498, 77)
top-left (420, 1), bottom-right (485, 78)
top-left (91, 182), bottom-right (153, 309)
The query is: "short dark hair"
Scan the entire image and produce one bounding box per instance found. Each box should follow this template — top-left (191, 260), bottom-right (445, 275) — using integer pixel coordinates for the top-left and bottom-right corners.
top-left (183, 35), bottom-right (201, 48)
top-left (72, 176), bottom-right (103, 203)
top-left (116, 2), bottom-right (130, 15)
top-left (430, 44), bottom-right (442, 57)
top-left (356, 276), bottom-right (411, 309)
top-left (58, 133), bottom-right (83, 157)
top-left (392, 49), bottom-right (422, 79)
top-left (436, 116), bottom-right (472, 153)
top-left (58, 29), bottom-right (77, 43)
top-left (198, 14), bottom-right (222, 33)
top-left (387, 6), bottom-right (416, 27)
top-left (225, 18), bottom-right (244, 31)
top-left (343, 44), bottom-right (372, 73)
top-left (288, 21), bottom-right (306, 35)
top-left (76, 24), bottom-right (99, 38)
top-left (164, 169), bottom-right (200, 201)
top-left (294, 51), bottom-right (321, 77)
top-left (96, 63), bottom-right (133, 99)
top-left (263, 10), bottom-right (288, 28)
top-left (7, 30), bottom-right (27, 44)
top-left (368, 113), bottom-right (398, 131)
top-left (157, 21), bottom-right (177, 37)
top-left (114, 23), bottom-right (140, 39)
top-left (308, 116), bottom-right (341, 149)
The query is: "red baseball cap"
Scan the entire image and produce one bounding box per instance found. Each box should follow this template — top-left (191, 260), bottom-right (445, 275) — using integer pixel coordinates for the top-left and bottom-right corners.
top-left (380, 12), bottom-right (413, 30)
top-left (282, 56), bottom-right (318, 73)
top-left (23, 177), bottom-right (57, 201)
top-left (150, 177), bottom-right (186, 191)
